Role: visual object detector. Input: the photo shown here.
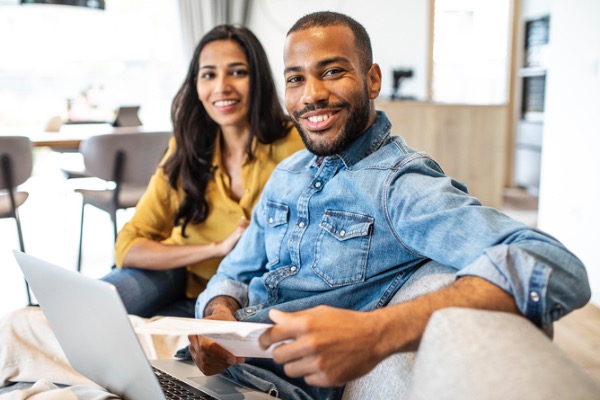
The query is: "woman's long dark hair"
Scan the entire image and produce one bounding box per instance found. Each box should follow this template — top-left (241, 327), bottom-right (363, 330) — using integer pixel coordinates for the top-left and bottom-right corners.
top-left (164, 25), bottom-right (291, 236)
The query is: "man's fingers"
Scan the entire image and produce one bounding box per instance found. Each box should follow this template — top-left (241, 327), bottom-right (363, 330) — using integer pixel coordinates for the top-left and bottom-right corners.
top-left (189, 335), bottom-right (244, 366)
top-left (270, 336), bottom-right (313, 364)
top-left (280, 353), bottom-right (318, 378)
top-left (281, 356), bottom-right (341, 387)
top-left (260, 309), bottom-right (307, 349)
top-left (202, 339), bottom-right (245, 365)
top-left (304, 371), bottom-right (340, 388)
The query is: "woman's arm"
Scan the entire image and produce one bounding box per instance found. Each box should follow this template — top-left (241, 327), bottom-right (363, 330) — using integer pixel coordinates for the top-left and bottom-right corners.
top-left (122, 219), bottom-right (248, 270)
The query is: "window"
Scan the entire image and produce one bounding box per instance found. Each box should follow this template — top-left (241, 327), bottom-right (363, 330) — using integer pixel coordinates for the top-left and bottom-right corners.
top-left (0, 0), bottom-right (184, 128)
top-left (431, 0), bottom-right (512, 104)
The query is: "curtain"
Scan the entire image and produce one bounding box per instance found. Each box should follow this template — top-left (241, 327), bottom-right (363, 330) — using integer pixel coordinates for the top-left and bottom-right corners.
top-left (177, 0), bottom-right (252, 62)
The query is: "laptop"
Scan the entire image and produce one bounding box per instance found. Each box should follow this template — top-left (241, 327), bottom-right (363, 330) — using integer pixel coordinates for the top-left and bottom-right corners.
top-left (13, 250), bottom-right (275, 400)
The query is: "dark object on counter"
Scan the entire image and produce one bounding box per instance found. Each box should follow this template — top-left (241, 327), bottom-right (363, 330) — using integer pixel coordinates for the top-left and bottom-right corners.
top-left (391, 68), bottom-right (414, 100)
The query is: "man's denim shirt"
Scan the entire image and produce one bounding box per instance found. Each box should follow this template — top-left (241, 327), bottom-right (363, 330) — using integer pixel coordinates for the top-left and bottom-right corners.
top-left (197, 111), bottom-right (590, 331)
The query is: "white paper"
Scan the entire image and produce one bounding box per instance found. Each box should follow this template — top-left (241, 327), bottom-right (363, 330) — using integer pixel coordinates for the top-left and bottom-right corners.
top-left (135, 317), bottom-right (279, 358)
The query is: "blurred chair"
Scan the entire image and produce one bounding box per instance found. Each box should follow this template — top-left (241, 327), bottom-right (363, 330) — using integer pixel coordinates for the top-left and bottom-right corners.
top-left (0, 136), bottom-right (34, 305)
top-left (75, 131), bottom-right (171, 272)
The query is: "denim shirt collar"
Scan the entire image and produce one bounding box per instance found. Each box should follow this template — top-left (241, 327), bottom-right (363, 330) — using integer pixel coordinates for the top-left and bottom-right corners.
top-left (308, 111), bottom-right (392, 170)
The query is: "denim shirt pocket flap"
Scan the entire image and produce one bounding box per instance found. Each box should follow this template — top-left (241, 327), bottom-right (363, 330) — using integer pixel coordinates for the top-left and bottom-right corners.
top-left (313, 211), bottom-right (374, 286)
top-left (319, 211), bottom-right (374, 241)
top-left (265, 200), bottom-right (289, 227)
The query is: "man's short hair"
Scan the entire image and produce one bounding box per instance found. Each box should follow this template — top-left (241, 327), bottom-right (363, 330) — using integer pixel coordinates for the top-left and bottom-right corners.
top-left (287, 11), bottom-right (373, 73)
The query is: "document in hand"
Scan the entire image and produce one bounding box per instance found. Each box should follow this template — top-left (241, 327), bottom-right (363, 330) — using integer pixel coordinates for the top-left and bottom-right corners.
top-left (135, 317), bottom-right (280, 358)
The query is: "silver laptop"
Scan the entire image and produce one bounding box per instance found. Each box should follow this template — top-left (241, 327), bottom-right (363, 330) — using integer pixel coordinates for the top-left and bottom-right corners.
top-left (13, 250), bottom-right (275, 400)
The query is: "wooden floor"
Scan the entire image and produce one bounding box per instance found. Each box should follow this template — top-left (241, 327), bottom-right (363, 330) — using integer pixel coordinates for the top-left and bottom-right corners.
top-left (554, 303), bottom-right (600, 383)
top-left (502, 188), bottom-right (600, 384)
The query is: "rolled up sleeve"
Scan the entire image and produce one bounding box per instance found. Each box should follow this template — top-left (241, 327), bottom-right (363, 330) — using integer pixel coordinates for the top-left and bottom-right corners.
top-left (456, 241), bottom-right (590, 331)
top-left (195, 278), bottom-right (249, 318)
top-left (388, 159), bottom-right (591, 331)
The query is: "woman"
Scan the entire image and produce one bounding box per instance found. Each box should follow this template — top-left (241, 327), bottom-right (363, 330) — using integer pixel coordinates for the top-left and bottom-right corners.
top-left (101, 25), bottom-right (304, 318)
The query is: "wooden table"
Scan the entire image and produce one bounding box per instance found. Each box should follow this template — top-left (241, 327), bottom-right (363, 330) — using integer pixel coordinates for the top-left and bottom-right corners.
top-left (0, 124), bottom-right (172, 151)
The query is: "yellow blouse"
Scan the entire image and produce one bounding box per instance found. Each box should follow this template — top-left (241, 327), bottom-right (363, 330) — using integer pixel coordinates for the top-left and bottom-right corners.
top-left (115, 128), bottom-right (305, 298)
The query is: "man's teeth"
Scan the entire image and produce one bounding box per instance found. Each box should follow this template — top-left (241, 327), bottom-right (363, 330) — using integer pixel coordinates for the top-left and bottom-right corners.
top-left (214, 100), bottom-right (237, 107)
top-left (307, 114), bottom-right (331, 123)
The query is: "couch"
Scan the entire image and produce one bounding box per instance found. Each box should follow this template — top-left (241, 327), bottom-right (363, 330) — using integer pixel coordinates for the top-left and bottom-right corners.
top-left (342, 263), bottom-right (600, 400)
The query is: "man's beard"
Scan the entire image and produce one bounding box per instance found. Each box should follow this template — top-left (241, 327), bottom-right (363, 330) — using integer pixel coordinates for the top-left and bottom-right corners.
top-left (292, 84), bottom-right (371, 157)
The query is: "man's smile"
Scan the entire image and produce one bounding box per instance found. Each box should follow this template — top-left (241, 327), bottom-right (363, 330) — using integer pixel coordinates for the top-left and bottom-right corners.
top-left (294, 106), bottom-right (344, 133)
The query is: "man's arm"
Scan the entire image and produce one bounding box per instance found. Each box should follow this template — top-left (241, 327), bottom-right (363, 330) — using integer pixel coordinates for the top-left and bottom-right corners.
top-left (259, 276), bottom-right (518, 387)
top-left (204, 295), bottom-right (242, 320)
top-left (386, 160), bottom-right (590, 329)
top-left (189, 191), bottom-right (273, 375)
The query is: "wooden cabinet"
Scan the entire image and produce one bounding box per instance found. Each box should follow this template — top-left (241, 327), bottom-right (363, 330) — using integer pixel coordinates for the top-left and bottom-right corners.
top-left (376, 100), bottom-right (508, 209)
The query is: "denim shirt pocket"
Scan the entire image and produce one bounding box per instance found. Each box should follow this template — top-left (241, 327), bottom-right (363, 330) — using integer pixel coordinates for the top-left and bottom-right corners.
top-left (265, 200), bottom-right (289, 268)
top-left (312, 210), bottom-right (374, 287)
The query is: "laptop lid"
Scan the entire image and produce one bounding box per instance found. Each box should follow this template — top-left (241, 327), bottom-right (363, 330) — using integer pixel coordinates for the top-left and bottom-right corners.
top-left (14, 250), bottom-right (168, 399)
top-left (13, 251), bottom-right (275, 400)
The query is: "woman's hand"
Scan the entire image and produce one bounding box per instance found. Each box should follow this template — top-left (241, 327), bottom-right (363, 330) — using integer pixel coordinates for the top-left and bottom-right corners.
top-left (214, 218), bottom-right (250, 258)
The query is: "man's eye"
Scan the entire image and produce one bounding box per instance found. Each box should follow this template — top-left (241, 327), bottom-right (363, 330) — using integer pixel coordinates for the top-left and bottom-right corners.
top-left (324, 68), bottom-right (343, 77)
top-left (286, 76), bottom-right (303, 84)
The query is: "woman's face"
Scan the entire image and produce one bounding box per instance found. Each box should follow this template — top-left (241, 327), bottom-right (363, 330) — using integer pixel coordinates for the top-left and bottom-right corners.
top-left (196, 39), bottom-right (251, 131)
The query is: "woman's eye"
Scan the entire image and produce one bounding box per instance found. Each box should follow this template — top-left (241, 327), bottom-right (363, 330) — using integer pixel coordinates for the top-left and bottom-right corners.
top-left (199, 72), bottom-right (214, 80)
top-left (232, 69), bottom-right (248, 77)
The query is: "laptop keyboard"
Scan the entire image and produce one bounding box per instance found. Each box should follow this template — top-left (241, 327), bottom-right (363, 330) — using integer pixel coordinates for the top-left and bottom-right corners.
top-left (152, 366), bottom-right (218, 400)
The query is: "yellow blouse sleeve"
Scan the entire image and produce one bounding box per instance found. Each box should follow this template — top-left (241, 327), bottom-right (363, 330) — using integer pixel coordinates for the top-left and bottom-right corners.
top-left (273, 125), bottom-right (305, 162)
top-left (114, 137), bottom-right (182, 267)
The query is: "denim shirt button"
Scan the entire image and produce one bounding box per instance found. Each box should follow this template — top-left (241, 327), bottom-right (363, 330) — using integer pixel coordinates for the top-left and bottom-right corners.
top-left (529, 291), bottom-right (541, 302)
top-left (246, 308), bottom-right (255, 314)
top-left (290, 266), bottom-right (297, 272)
top-left (339, 229), bottom-right (346, 237)
top-left (268, 284), bottom-right (274, 289)
top-left (298, 221), bottom-right (305, 228)
top-left (550, 304), bottom-right (564, 320)
top-left (268, 217), bottom-right (274, 224)
top-left (315, 181), bottom-right (322, 188)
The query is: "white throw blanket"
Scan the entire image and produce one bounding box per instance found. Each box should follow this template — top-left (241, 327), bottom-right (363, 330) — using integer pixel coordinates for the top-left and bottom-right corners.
top-left (0, 307), bottom-right (189, 399)
top-left (0, 381), bottom-right (119, 400)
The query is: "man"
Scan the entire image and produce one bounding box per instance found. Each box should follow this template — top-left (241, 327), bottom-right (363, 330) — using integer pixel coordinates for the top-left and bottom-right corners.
top-left (188, 11), bottom-right (590, 400)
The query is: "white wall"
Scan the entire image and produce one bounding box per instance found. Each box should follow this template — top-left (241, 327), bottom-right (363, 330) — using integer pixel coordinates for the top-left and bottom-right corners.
top-left (538, 0), bottom-right (600, 305)
top-left (245, 0), bottom-right (429, 101)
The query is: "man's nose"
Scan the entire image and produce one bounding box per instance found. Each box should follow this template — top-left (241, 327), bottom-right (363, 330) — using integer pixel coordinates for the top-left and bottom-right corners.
top-left (301, 76), bottom-right (328, 105)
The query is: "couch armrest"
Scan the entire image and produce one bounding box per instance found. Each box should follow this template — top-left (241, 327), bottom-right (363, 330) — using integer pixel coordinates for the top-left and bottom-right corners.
top-left (405, 308), bottom-right (600, 400)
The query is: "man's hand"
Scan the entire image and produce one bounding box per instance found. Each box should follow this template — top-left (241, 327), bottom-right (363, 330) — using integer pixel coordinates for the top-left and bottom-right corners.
top-left (259, 277), bottom-right (519, 387)
top-left (188, 332), bottom-right (245, 376)
top-left (259, 306), bottom-right (387, 387)
top-left (188, 296), bottom-right (245, 376)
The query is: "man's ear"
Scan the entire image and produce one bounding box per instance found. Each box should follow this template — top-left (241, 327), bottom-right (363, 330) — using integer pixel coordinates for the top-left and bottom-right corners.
top-left (367, 64), bottom-right (382, 100)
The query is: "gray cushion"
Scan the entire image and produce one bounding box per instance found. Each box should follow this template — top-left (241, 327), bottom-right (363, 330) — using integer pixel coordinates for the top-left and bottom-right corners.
top-left (405, 308), bottom-right (600, 400)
